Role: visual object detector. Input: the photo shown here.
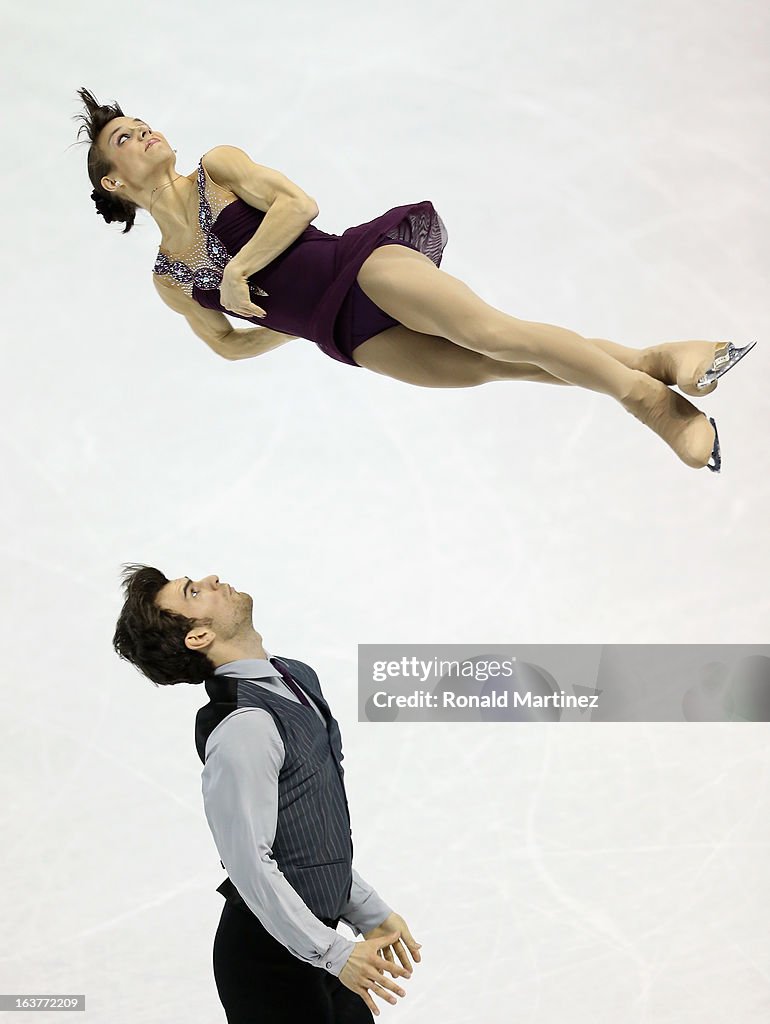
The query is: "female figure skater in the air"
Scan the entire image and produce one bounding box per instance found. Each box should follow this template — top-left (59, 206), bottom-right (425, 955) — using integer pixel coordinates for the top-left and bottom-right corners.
top-left (75, 88), bottom-right (755, 473)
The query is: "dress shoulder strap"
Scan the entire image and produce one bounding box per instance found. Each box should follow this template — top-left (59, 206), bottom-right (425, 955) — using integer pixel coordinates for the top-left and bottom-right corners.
top-left (198, 154), bottom-right (239, 221)
top-left (152, 158), bottom-right (237, 290)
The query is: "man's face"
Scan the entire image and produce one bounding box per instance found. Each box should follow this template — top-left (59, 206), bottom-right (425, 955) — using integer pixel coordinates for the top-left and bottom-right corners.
top-left (155, 574), bottom-right (254, 646)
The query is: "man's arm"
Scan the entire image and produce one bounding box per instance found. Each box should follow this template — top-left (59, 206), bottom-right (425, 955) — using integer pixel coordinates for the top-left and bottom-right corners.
top-left (201, 708), bottom-right (355, 974)
top-left (338, 869), bottom-right (393, 937)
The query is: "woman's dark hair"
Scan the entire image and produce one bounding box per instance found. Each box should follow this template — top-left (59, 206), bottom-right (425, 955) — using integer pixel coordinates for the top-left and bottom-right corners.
top-left (113, 564), bottom-right (215, 686)
top-left (74, 87), bottom-right (138, 234)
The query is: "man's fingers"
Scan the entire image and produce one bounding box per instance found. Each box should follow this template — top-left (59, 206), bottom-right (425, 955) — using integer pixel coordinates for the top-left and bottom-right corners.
top-left (403, 931), bottom-right (422, 963)
top-left (369, 971), bottom-right (406, 1000)
top-left (358, 974), bottom-right (404, 1016)
top-left (358, 989), bottom-right (379, 1017)
top-left (392, 938), bottom-right (413, 973)
top-left (375, 952), bottom-right (410, 979)
top-left (372, 980), bottom-right (400, 1006)
top-left (376, 950), bottom-right (411, 983)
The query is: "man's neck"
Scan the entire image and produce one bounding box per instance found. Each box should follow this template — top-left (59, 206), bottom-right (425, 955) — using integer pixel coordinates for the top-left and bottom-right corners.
top-left (211, 633), bottom-right (269, 667)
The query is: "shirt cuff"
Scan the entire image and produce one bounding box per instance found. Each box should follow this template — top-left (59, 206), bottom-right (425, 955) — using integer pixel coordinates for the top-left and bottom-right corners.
top-left (340, 890), bottom-right (393, 937)
top-left (322, 933), bottom-right (357, 976)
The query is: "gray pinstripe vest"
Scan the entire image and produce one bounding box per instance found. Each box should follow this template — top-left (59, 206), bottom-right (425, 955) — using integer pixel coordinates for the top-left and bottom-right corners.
top-left (195, 657), bottom-right (354, 922)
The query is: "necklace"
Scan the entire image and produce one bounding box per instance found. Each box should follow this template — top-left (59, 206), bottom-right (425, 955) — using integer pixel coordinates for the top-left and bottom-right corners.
top-left (149, 175), bottom-right (184, 215)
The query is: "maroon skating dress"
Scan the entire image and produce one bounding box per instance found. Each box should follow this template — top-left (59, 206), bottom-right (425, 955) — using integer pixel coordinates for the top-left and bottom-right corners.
top-left (152, 155), bottom-right (449, 366)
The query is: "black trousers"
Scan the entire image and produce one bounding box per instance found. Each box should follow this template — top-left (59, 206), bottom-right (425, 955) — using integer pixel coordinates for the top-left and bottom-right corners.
top-left (213, 899), bottom-right (375, 1023)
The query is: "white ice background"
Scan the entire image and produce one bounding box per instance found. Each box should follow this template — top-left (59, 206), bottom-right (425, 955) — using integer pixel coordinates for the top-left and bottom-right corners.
top-left (1, 1), bottom-right (769, 1021)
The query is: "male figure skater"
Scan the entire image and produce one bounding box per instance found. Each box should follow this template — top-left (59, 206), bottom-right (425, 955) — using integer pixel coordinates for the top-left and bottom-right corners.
top-left (112, 565), bottom-right (420, 1023)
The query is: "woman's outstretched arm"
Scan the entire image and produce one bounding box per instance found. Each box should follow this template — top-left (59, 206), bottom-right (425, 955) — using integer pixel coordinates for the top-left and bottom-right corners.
top-left (153, 275), bottom-right (298, 360)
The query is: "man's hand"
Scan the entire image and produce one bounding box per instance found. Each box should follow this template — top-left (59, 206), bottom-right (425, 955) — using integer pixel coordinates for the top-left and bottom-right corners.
top-left (365, 912), bottom-right (422, 975)
top-left (339, 931), bottom-right (411, 1017)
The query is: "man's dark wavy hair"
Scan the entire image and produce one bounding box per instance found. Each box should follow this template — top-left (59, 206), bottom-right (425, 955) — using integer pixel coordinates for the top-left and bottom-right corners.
top-left (73, 87), bottom-right (138, 234)
top-left (113, 564), bottom-right (215, 686)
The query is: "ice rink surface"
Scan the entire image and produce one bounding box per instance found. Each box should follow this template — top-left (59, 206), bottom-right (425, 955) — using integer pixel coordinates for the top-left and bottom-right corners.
top-left (1, 0), bottom-right (769, 1020)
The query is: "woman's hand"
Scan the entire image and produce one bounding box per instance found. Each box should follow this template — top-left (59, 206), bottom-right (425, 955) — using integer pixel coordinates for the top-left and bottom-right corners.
top-left (219, 264), bottom-right (267, 318)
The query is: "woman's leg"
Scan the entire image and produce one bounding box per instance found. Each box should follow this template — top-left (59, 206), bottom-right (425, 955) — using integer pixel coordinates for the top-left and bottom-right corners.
top-left (546, 334), bottom-right (720, 394)
top-left (356, 247), bottom-right (717, 467)
top-left (352, 325), bottom-right (573, 387)
top-left (358, 247), bottom-right (662, 397)
top-left (353, 325), bottom-right (718, 392)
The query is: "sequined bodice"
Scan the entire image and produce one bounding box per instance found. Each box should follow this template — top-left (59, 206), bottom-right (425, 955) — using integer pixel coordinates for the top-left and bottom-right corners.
top-left (152, 159), bottom-right (267, 300)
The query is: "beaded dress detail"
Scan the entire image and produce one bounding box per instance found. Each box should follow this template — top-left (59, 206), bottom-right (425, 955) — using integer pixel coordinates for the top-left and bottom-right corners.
top-left (151, 154), bottom-right (449, 366)
top-left (152, 162), bottom-right (268, 299)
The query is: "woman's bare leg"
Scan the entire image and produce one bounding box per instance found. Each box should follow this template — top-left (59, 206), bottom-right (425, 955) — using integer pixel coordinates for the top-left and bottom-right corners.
top-left (359, 248), bottom-right (685, 398)
top-left (354, 327), bottom-right (708, 391)
top-left (355, 247), bottom-right (718, 468)
top-left (352, 325), bottom-right (572, 386)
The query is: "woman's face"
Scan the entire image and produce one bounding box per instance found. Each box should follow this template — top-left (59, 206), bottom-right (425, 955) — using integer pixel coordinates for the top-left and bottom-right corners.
top-left (98, 116), bottom-right (174, 193)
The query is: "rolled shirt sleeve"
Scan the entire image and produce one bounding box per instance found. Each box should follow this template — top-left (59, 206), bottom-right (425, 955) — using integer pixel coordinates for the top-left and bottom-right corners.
top-left (338, 868), bottom-right (393, 936)
top-left (201, 708), bottom-right (355, 975)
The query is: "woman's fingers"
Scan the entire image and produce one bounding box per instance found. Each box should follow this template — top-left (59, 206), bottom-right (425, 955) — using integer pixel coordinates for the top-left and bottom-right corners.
top-left (226, 303), bottom-right (266, 318)
top-left (221, 273), bottom-right (268, 318)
